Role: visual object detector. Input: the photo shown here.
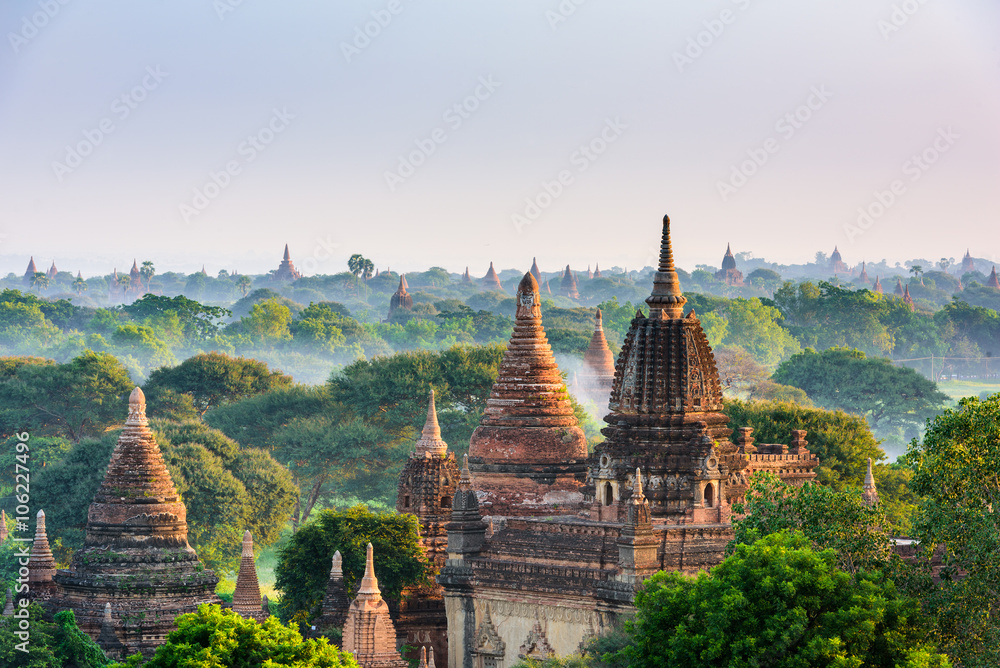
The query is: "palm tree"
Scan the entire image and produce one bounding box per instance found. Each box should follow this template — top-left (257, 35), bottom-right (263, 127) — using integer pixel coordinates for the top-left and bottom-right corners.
top-left (140, 261), bottom-right (155, 291)
top-left (348, 254), bottom-right (364, 292)
top-left (73, 276), bottom-right (88, 295)
top-left (236, 275), bottom-right (252, 297)
top-left (909, 264), bottom-right (924, 286)
top-left (30, 272), bottom-right (49, 293)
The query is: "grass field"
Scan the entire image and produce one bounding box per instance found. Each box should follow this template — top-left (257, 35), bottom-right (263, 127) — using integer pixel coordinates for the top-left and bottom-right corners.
top-left (937, 380), bottom-right (1000, 404)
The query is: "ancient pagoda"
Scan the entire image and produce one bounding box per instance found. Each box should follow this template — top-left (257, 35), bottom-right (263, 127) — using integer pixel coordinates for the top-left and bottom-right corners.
top-left (273, 244), bottom-right (302, 281)
top-left (389, 275), bottom-right (413, 317)
top-left (530, 257), bottom-right (542, 284)
top-left (342, 543), bottom-right (408, 668)
top-left (48, 387), bottom-right (219, 656)
top-left (873, 276), bottom-right (883, 294)
top-left (580, 309), bottom-right (616, 406)
top-left (482, 262), bottom-right (504, 292)
top-left (894, 277), bottom-right (904, 296)
top-left (960, 249), bottom-right (975, 274)
top-left (47, 261), bottom-right (58, 279)
top-left (903, 285), bottom-right (915, 311)
top-left (313, 551), bottom-right (350, 640)
top-left (23, 257), bottom-right (38, 286)
top-left (989, 266), bottom-right (1000, 289)
top-left (560, 265), bottom-right (579, 299)
top-left (858, 262), bottom-right (869, 284)
top-left (714, 244), bottom-right (744, 286)
top-left (462, 267), bottom-right (471, 284)
top-left (594, 263), bottom-right (602, 278)
top-left (232, 530), bottom-right (267, 622)
top-left (862, 459), bottom-right (879, 506)
top-left (829, 246), bottom-right (849, 274)
top-left (28, 510), bottom-right (57, 601)
top-left (395, 390), bottom-right (457, 664)
top-left (467, 272), bottom-right (588, 515)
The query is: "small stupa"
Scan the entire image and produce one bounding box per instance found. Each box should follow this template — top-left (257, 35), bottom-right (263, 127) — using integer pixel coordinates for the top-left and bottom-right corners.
top-left (28, 509), bottom-right (57, 600)
top-left (862, 458), bottom-right (879, 506)
top-left (232, 530), bottom-right (268, 622)
top-left (482, 262), bottom-right (504, 292)
top-left (341, 543), bottom-right (408, 668)
top-left (580, 308), bottom-right (616, 404)
top-left (389, 275), bottom-right (413, 316)
top-left (313, 550), bottom-right (351, 640)
top-left (560, 265), bottom-right (580, 299)
top-left (903, 285), bottom-right (915, 311)
top-left (530, 257), bottom-right (542, 284)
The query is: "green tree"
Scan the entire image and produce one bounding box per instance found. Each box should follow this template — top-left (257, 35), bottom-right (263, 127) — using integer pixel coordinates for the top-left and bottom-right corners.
top-left (73, 275), bottom-right (88, 295)
top-left (140, 605), bottom-right (359, 668)
top-left (139, 260), bottom-right (155, 292)
top-left (236, 274), bottom-right (253, 297)
top-left (274, 506), bottom-right (425, 624)
top-left (906, 393), bottom-right (1000, 667)
top-left (0, 604), bottom-right (115, 668)
top-left (0, 351), bottom-right (133, 441)
top-left (143, 352), bottom-right (293, 415)
top-left (617, 531), bottom-right (949, 668)
top-left (718, 297), bottom-right (801, 367)
top-left (121, 294), bottom-right (231, 342)
top-left (29, 271), bottom-right (49, 293)
top-left (773, 347), bottom-right (949, 439)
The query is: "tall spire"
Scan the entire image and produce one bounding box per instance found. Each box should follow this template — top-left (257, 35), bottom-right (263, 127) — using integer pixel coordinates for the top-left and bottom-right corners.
top-left (645, 214), bottom-right (687, 319)
top-left (415, 390), bottom-right (448, 457)
top-left (358, 542), bottom-right (381, 597)
top-left (313, 550), bottom-right (350, 638)
top-left (283, 243), bottom-right (291, 261)
top-left (29, 509), bottom-right (57, 598)
top-left (989, 266), bottom-right (1000, 289)
top-left (530, 257), bottom-right (541, 283)
top-left (342, 544), bottom-right (408, 667)
top-left (233, 530), bottom-right (267, 622)
top-left (862, 458), bottom-right (879, 506)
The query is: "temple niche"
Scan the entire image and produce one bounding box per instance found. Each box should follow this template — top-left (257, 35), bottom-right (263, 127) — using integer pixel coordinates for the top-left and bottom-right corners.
top-left (438, 215), bottom-right (820, 668)
top-left (714, 244), bottom-right (744, 286)
top-left (46, 388), bottom-right (219, 657)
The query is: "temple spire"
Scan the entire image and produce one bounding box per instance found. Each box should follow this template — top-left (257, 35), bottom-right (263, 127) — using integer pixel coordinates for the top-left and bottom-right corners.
top-left (645, 214), bottom-right (687, 319)
top-left (233, 530), bottom-right (266, 622)
top-left (357, 542), bottom-right (381, 597)
top-left (283, 244), bottom-right (291, 261)
top-left (415, 390), bottom-right (448, 457)
top-left (862, 458), bottom-right (879, 506)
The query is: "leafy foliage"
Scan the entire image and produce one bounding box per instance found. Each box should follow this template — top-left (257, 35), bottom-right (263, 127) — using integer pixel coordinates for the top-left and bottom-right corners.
top-left (0, 604), bottom-right (113, 668)
top-left (139, 604), bottom-right (359, 668)
top-left (617, 532), bottom-right (949, 668)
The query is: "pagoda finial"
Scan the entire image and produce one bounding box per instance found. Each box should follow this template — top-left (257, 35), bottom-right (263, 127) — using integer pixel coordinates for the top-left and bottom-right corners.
top-left (459, 453), bottom-right (472, 488)
top-left (415, 389), bottom-right (448, 457)
top-left (242, 529), bottom-right (253, 558)
top-left (330, 550), bottom-right (342, 578)
top-left (127, 387), bottom-right (147, 425)
top-left (357, 543), bottom-right (381, 596)
top-left (862, 458), bottom-right (879, 505)
top-left (633, 467), bottom-right (644, 501)
top-left (645, 214), bottom-right (687, 319)
top-left (428, 646), bottom-right (436, 668)
top-left (595, 308), bottom-right (603, 331)
top-left (283, 244), bottom-right (290, 261)
top-left (419, 647), bottom-right (428, 668)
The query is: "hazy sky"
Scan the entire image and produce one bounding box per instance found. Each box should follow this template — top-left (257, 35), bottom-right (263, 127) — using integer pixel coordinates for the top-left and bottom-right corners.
top-left (1, 0), bottom-right (998, 277)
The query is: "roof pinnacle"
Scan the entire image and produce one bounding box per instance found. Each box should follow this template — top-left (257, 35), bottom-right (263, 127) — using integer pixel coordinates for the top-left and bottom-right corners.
top-left (357, 543), bottom-right (381, 597)
top-left (645, 215), bottom-right (687, 319)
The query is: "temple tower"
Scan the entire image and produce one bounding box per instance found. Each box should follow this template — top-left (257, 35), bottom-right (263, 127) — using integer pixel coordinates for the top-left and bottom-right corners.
top-left (389, 275), bottom-right (414, 317)
top-left (714, 244), bottom-right (744, 286)
top-left (960, 249), bottom-right (975, 274)
top-left (28, 510), bottom-right (57, 601)
top-left (342, 543), bottom-right (408, 668)
top-left (273, 244), bottom-right (302, 281)
top-left (462, 267), bottom-right (471, 284)
top-left (467, 273), bottom-right (588, 515)
top-left (530, 258), bottom-right (542, 284)
top-left (589, 215), bottom-right (741, 524)
top-left (560, 265), bottom-right (579, 299)
top-left (903, 285), bottom-right (915, 311)
top-left (580, 309), bottom-right (616, 406)
top-left (594, 263), bottom-right (602, 278)
top-left (395, 391), bottom-right (457, 664)
top-left (894, 277), bottom-right (904, 296)
top-left (989, 266), bottom-right (1000, 289)
top-left (829, 246), bottom-right (849, 274)
top-left (47, 261), bottom-right (58, 279)
top-left (313, 551), bottom-right (350, 640)
top-left (48, 387), bottom-right (219, 656)
top-left (862, 458), bottom-right (879, 506)
top-left (873, 276), bottom-right (883, 294)
top-left (23, 257), bottom-right (38, 286)
top-left (233, 530), bottom-right (268, 622)
top-left (482, 263), bottom-right (504, 292)
top-left (858, 262), bottom-right (869, 284)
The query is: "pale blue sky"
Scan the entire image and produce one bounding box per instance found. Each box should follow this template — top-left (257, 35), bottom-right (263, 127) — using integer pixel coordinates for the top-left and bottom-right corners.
top-left (1, 0), bottom-right (997, 277)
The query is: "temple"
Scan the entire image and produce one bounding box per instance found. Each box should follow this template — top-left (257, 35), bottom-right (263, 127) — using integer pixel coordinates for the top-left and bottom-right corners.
top-left (593, 263), bottom-right (602, 278)
top-left (482, 263), bottom-right (504, 292)
top-left (23, 257), bottom-right (38, 286)
top-left (960, 249), bottom-right (975, 275)
top-left (714, 244), bottom-right (744, 286)
top-left (46, 387), bottom-right (219, 656)
top-left (232, 530), bottom-right (268, 622)
top-left (873, 276), bottom-right (883, 294)
top-left (438, 215), bottom-right (819, 667)
top-left (857, 262), bottom-right (869, 284)
top-left (903, 285), bottom-right (915, 311)
top-left (389, 275), bottom-right (414, 317)
top-left (313, 551), bottom-right (351, 639)
top-left (560, 265), bottom-right (580, 299)
top-left (395, 390), bottom-right (459, 663)
top-left (894, 277), bottom-right (905, 296)
top-left (28, 510), bottom-right (58, 601)
top-left (273, 244), bottom-right (302, 281)
top-left (829, 246), bottom-right (850, 274)
top-left (342, 543), bottom-right (409, 668)
top-left (47, 261), bottom-right (59, 279)
top-left (466, 272), bottom-right (588, 516)
top-left (862, 458), bottom-right (879, 506)
top-left (530, 258), bottom-right (542, 284)
top-left (578, 309), bottom-right (616, 407)
top-left (989, 266), bottom-right (1000, 290)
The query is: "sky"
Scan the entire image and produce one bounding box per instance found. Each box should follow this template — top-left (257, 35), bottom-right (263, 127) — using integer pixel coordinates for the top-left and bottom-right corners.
top-left (1, 0), bottom-right (998, 277)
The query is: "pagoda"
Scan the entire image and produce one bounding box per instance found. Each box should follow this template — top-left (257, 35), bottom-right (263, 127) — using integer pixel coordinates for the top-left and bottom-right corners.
top-left (862, 459), bottom-right (879, 506)
top-left (960, 249), bottom-right (975, 274)
top-left (580, 309), bottom-right (616, 406)
top-left (593, 263), bottom-right (603, 278)
top-left (47, 261), bottom-right (58, 279)
top-left (395, 391), bottom-right (457, 664)
top-left (28, 510), bottom-right (57, 601)
top-left (462, 267), bottom-right (471, 284)
top-left (894, 277), bottom-right (904, 296)
top-left (989, 266), bottom-right (1000, 289)
top-left (313, 551), bottom-right (350, 640)
top-left (714, 244), bottom-right (744, 286)
top-left (341, 543), bottom-right (408, 668)
top-left (873, 276), bottom-right (883, 294)
top-left (858, 262), bottom-right (869, 284)
top-left (829, 246), bottom-right (849, 274)
top-left (467, 272), bottom-right (588, 515)
top-left (530, 257), bottom-right (542, 284)
top-left (903, 285), bottom-right (915, 311)
top-left (232, 530), bottom-right (268, 622)
top-left (560, 265), bottom-right (579, 299)
top-left (388, 275), bottom-right (413, 317)
top-left (23, 257), bottom-right (38, 286)
top-left (47, 388), bottom-right (219, 656)
top-left (273, 244), bottom-right (302, 281)
top-left (482, 262), bottom-right (504, 292)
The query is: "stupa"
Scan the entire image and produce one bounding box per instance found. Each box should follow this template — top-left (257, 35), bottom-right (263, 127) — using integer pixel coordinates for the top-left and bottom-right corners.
top-left (714, 244), bottom-right (744, 286)
top-left (313, 551), bottom-right (350, 640)
top-left (858, 261), bottom-right (869, 284)
top-left (47, 261), bottom-right (58, 279)
top-left (989, 266), bottom-right (1000, 289)
top-left (593, 263), bottom-right (603, 278)
top-left (389, 275), bottom-right (413, 317)
top-left (862, 458), bottom-right (879, 506)
top-left (580, 309), bottom-right (616, 405)
top-left (467, 272), bottom-right (588, 515)
top-left (829, 246), bottom-right (849, 274)
top-left (341, 543), bottom-right (408, 668)
top-left (482, 262), bottom-right (504, 292)
top-left (903, 285), bottom-right (915, 311)
top-left (960, 249), bottom-right (975, 274)
top-left (28, 510), bottom-right (57, 601)
top-left (47, 387), bottom-right (219, 656)
top-left (273, 244), bottom-right (302, 281)
top-left (530, 257), bottom-right (542, 284)
top-left (873, 276), bottom-right (883, 294)
top-left (23, 257), bottom-right (38, 286)
top-left (232, 530), bottom-right (268, 622)
top-left (560, 265), bottom-right (579, 299)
